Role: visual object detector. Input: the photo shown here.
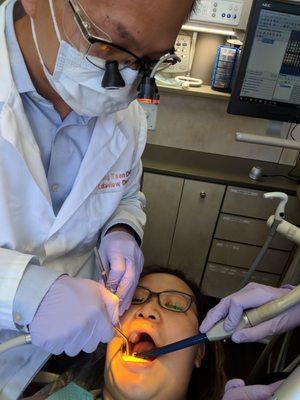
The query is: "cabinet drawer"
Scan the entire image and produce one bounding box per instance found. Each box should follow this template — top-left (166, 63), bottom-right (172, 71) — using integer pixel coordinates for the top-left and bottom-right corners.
top-left (169, 179), bottom-right (226, 284)
top-left (215, 214), bottom-right (293, 251)
top-left (201, 263), bottom-right (281, 298)
top-left (209, 239), bottom-right (289, 274)
top-left (222, 186), bottom-right (300, 224)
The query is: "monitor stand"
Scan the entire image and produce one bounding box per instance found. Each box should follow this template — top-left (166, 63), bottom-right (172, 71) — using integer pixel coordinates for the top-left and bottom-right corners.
top-left (265, 120), bottom-right (284, 138)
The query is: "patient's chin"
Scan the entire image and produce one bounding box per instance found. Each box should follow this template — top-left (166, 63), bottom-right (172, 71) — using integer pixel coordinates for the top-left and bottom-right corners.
top-left (105, 376), bottom-right (163, 400)
top-left (104, 355), bottom-right (167, 400)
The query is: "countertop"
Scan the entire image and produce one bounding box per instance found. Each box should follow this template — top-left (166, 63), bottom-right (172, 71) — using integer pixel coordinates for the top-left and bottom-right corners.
top-left (142, 144), bottom-right (299, 195)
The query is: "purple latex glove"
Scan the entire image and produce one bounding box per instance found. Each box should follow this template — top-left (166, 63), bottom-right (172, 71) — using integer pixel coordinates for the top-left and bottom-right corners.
top-left (29, 276), bottom-right (119, 356)
top-left (200, 282), bottom-right (300, 343)
top-left (222, 378), bottom-right (284, 400)
top-left (99, 231), bottom-right (144, 315)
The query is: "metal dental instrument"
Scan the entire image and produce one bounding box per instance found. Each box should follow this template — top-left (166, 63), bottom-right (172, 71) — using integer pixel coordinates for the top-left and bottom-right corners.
top-left (113, 325), bottom-right (130, 356)
top-left (135, 284), bottom-right (300, 360)
top-left (94, 247), bottom-right (109, 286)
top-left (93, 247), bottom-right (130, 356)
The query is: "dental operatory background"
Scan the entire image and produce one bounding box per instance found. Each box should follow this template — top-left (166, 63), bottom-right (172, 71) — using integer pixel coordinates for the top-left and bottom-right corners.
top-left (1, 0), bottom-right (300, 397)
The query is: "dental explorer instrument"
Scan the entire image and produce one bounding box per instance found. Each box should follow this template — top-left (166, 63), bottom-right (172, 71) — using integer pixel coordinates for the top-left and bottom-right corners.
top-left (93, 247), bottom-right (130, 356)
top-left (135, 284), bottom-right (300, 360)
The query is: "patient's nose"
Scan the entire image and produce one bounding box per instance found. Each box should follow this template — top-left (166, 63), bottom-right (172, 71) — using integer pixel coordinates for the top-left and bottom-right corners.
top-left (135, 300), bottom-right (160, 321)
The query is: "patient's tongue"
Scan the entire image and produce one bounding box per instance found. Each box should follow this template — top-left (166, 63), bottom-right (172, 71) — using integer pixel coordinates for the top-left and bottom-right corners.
top-left (132, 341), bottom-right (155, 355)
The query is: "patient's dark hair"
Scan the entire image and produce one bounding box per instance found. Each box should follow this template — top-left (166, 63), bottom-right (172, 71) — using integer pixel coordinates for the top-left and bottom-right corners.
top-left (141, 266), bottom-right (226, 400)
top-left (36, 267), bottom-right (225, 399)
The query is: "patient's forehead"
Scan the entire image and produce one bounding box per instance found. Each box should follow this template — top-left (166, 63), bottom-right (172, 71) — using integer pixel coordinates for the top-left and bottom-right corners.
top-left (139, 273), bottom-right (194, 297)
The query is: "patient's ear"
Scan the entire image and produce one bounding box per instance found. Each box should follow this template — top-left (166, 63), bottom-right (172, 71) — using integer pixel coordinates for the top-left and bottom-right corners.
top-left (194, 344), bottom-right (205, 368)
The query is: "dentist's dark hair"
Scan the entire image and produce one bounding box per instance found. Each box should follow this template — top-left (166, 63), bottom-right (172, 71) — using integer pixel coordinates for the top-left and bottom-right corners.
top-left (141, 266), bottom-right (226, 400)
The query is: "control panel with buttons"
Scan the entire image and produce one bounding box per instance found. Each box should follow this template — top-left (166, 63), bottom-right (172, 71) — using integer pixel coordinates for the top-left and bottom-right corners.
top-left (164, 34), bottom-right (192, 74)
top-left (190, 0), bottom-right (244, 26)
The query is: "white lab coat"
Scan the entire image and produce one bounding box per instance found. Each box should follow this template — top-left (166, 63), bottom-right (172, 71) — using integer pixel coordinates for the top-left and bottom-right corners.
top-left (0, 0), bottom-right (147, 396)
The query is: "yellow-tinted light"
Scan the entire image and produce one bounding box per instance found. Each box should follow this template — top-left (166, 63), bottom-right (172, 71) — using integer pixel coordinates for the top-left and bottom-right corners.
top-left (122, 354), bottom-right (149, 363)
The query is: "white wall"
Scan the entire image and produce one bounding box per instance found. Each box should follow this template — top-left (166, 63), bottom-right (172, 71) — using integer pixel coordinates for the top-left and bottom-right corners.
top-left (148, 90), bottom-right (300, 165)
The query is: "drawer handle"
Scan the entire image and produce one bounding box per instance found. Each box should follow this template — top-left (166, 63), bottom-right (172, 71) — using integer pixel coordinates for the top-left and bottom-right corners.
top-left (200, 191), bottom-right (207, 199)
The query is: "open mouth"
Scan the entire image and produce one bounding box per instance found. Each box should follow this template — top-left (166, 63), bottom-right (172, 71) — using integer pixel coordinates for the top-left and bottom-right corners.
top-left (122, 331), bottom-right (158, 361)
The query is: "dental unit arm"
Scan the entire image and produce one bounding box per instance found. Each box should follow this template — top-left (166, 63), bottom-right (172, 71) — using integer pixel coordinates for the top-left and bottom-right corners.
top-left (241, 192), bottom-right (288, 287)
top-left (267, 216), bottom-right (300, 246)
top-left (135, 284), bottom-right (300, 359)
top-left (264, 192), bottom-right (288, 221)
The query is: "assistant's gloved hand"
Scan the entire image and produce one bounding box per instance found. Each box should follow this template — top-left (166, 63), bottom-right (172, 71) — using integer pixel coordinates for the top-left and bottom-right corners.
top-left (99, 231), bottom-right (144, 315)
top-left (222, 378), bottom-right (284, 400)
top-left (29, 276), bottom-right (119, 356)
top-left (200, 282), bottom-right (300, 343)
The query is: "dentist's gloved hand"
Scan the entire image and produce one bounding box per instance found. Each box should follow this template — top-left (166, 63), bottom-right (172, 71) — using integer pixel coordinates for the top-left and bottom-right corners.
top-left (99, 230), bottom-right (144, 315)
top-left (200, 282), bottom-right (300, 343)
top-left (29, 276), bottom-right (119, 356)
top-left (222, 379), bottom-right (284, 400)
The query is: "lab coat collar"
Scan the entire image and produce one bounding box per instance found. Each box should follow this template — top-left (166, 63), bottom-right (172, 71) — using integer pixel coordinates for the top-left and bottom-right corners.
top-left (5, 0), bottom-right (36, 94)
top-left (0, 1), bottom-right (52, 205)
top-left (0, 0), bottom-right (18, 103)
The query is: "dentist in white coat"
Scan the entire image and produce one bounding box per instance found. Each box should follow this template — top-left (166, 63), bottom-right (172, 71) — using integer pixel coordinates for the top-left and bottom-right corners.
top-left (0, 0), bottom-right (195, 396)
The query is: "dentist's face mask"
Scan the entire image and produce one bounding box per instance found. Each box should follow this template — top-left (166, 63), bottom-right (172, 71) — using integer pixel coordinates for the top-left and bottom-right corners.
top-left (30, 0), bottom-right (140, 117)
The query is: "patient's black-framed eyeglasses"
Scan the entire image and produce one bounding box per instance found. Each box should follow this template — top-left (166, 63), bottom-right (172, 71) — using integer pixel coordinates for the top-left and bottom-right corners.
top-left (132, 286), bottom-right (196, 313)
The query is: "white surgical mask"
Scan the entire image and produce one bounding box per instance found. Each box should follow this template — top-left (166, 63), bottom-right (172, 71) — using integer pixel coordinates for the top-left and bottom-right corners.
top-left (30, 0), bottom-right (140, 117)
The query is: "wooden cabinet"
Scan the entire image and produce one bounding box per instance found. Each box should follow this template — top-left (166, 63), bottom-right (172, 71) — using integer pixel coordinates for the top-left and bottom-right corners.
top-left (169, 180), bottom-right (225, 283)
top-left (142, 173), bottom-right (183, 267)
top-left (142, 173), bottom-right (225, 284)
top-left (142, 173), bottom-right (299, 298)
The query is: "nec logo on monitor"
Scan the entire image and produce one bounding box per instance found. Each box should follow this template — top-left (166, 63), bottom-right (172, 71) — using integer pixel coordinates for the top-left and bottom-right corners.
top-left (262, 2), bottom-right (271, 7)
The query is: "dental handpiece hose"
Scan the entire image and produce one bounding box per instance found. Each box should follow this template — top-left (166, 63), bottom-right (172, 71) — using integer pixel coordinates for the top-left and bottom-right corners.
top-left (0, 334), bottom-right (31, 354)
top-left (136, 284), bottom-right (300, 359)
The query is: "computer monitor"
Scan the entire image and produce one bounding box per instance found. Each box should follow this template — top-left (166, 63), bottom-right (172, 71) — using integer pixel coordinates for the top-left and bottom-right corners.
top-left (228, 0), bottom-right (300, 124)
